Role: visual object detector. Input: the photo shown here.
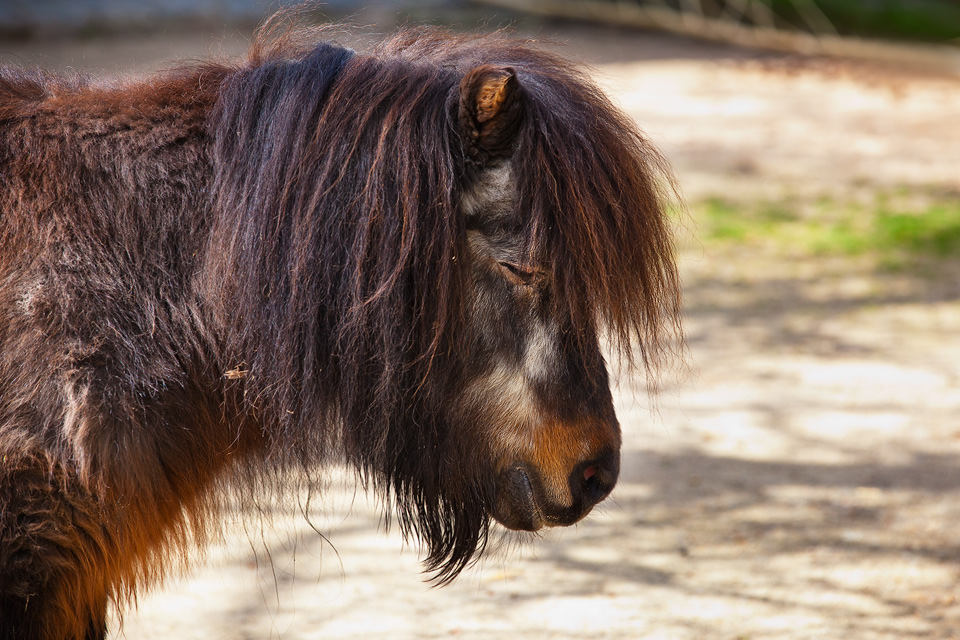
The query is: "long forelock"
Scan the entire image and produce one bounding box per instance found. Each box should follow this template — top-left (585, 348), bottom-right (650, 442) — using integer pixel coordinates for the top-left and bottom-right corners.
top-left (517, 73), bottom-right (683, 378)
top-left (378, 29), bottom-right (684, 379)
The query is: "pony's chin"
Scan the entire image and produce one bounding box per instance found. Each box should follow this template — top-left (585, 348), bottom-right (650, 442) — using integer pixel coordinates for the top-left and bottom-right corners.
top-left (491, 467), bottom-right (545, 532)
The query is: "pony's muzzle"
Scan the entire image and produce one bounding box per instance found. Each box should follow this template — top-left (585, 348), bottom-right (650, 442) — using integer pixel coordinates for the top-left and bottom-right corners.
top-left (492, 448), bottom-right (619, 532)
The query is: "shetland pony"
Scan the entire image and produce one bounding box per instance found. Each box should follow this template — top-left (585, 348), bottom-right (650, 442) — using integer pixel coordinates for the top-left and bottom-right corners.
top-left (0, 15), bottom-right (681, 639)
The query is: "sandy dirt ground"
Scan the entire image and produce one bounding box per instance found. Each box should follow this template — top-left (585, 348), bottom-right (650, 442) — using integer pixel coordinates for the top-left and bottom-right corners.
top-left (3, 15), bottom-right (960, 640)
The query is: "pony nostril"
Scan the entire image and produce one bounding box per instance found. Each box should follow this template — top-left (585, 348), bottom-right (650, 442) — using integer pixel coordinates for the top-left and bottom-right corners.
top-left (573, 453), bottom-right (618, 509)
top-left (581, 469), bottom-right (605, 504)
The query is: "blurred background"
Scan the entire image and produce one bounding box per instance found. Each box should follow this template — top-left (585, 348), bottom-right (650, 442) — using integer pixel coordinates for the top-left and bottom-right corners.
top-left (2, 1), bottom-right (959, 639)
top-left (2, 0), bottom-right (960, 42)
top-left (2, 0), bottom-right (960, 44)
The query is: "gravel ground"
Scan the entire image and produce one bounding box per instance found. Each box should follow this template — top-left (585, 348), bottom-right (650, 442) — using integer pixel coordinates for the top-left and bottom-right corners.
top-left (3, 17), bottom-right (960, 640)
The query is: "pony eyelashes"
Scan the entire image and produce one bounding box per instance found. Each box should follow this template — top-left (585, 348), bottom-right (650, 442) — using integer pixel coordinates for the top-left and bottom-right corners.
top-left (498, 261), bottom-right (540, 287)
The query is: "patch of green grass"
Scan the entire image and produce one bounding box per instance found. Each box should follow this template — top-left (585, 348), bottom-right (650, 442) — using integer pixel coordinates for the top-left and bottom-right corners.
top-left (874, 205), bottom-right (960, 256)
top-left (698, 197), bottom-right (802, 243)
top-left (692, 190), bottom-right (960, 269)
top-left (809, 219), bottom-right (871, 256)
top-left (700, 198), bottom-right (752, 241)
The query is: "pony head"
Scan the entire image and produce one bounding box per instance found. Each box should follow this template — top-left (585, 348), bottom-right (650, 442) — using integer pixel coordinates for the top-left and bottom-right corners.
top-left (207, 26), bottom-right (682, 583)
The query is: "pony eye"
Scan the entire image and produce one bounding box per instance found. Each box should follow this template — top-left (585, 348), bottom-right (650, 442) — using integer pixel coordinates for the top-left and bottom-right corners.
top-left (498, 261), bottom-right (537, 286)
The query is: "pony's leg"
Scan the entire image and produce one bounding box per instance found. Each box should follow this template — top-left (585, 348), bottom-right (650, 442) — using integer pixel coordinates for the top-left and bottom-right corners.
top-left (0, 447), bottom-right (112, 640)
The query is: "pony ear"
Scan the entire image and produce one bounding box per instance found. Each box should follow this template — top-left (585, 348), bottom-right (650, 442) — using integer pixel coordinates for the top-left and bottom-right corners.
top-left (458, 65), bottom-right (524, 163)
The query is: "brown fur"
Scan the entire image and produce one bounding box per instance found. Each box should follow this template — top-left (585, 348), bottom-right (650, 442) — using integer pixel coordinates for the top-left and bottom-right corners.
top-left (0, 13), bottom-right (681, 639)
